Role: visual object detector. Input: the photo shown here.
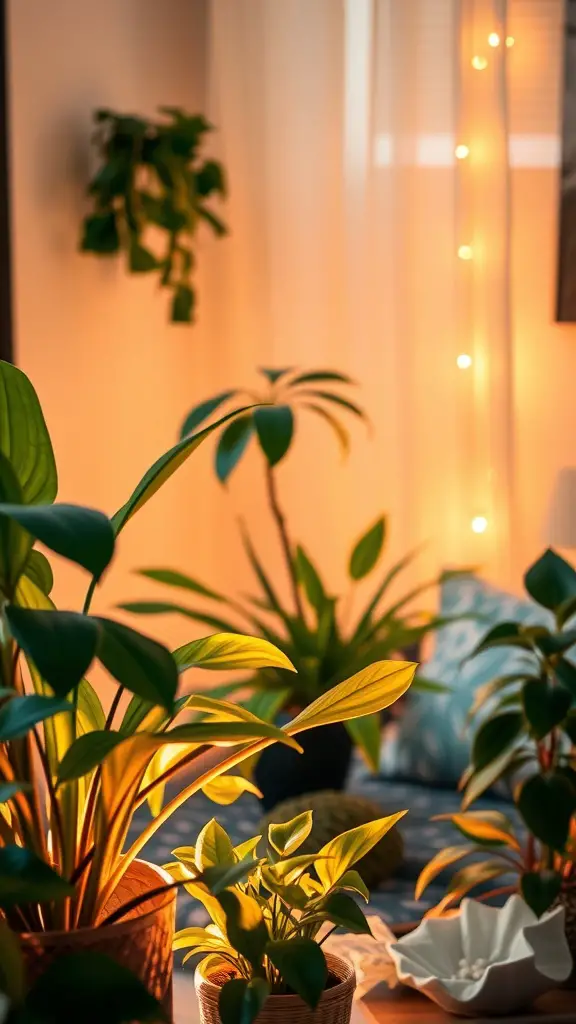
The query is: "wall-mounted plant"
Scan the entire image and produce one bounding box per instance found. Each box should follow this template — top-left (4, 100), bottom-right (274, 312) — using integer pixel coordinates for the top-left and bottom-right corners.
top-left (80, 107), bottom-right (227, 324)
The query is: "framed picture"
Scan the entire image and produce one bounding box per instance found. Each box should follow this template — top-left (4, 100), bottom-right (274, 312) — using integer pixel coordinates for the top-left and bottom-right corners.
top-left (558, 0), bottom-right (576, 321)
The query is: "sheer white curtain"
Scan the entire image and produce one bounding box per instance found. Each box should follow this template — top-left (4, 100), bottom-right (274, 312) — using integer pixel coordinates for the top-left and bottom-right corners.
top-left (199, 0), bottom-right (515, 595)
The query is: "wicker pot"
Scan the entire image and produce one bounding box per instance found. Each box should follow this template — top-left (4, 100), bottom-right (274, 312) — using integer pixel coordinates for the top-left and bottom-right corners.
top-left (20, 859), bottom-right (175, 1016)
top-left (195, 953), bottom-right (356, 1024)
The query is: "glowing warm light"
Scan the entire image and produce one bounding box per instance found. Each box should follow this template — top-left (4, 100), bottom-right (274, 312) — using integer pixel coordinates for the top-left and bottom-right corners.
top-left (456, 353), bottom-right (473, 369)
top-left (505, 36), bottom-right (515, 48)
top-left (471, 55), bottom-right (488, 70)
top-left (455, 144), bottom-right (470, 160)
top-left (488, 32), bottom-right (501, 47)
top-left (458, 245), bottom-right (473, 261)
top-left (471, 516), bottom-right (488, 534)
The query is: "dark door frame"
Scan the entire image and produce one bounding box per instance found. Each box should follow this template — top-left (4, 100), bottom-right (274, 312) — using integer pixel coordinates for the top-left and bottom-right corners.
top-left (0, 0), bottom-right (13, 362)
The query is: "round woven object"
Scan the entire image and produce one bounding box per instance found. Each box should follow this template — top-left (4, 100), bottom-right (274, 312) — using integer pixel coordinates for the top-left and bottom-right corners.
top-left (259, 790), bottom-right (404, 888)
top-left (19, 859), bottom-right (175, 1015)
top-left (195, 953), bottom-right (355, 1024)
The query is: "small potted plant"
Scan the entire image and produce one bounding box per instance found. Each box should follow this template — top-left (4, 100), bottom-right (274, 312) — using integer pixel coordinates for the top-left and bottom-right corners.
top-left (0, 360), bottom-right (417, 1020)
top-left (169, 808), bottom-right (406, 1024)
top-left (417, 548), bottom-right (576, 958)
top-left (123, 368), bottom-right (452, 808)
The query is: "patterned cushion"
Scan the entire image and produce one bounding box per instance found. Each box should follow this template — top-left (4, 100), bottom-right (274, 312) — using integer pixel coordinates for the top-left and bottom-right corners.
top-left (379, 574), bottom-right (549, 786)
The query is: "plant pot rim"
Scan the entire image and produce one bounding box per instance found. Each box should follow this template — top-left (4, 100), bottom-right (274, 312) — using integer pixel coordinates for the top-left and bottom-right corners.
top-left (195, 951), bottom-right (356, 1007)
top-left (17, 858), bottom-right (173, 944)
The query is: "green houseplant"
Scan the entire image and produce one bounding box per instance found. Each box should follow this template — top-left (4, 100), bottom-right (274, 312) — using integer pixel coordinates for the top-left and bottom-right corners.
top-left (416, 549), bottom-right (576, 952)
top-left (123, 368), bottom-right (451, 807)
top-left (169, 809), bottom-right (405, 1024)
top-left (80, 107), bottom-right (226, 323)
top-left (0, 360), bottom-right (417, 1021)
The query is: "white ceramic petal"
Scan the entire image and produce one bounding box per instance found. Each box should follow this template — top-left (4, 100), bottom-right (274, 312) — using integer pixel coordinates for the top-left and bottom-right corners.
top-left (388, 895), bottom-right (573, 1016)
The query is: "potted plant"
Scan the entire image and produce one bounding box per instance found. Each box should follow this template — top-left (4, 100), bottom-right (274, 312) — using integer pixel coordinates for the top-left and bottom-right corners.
top-left (170, 808), bottom-right (405, 1024)
top-left (416, 548), bottom-right (576, 956)
top-left (0, 360), bottom-right (417, 1021)
top-left (80, 107), bottom-right (226, 323)
top-left (122, 368), bottom-right (452, 807)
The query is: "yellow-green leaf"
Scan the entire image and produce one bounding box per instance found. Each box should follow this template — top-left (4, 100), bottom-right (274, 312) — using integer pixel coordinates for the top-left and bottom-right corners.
top-left (202, 775), bottom-right (262, 805)
top-left (286, 661), bottom-right (416, 735)
top-left (433, 811), bottom-right (520, 851)
top-left (268, 812), bottom-right (313, 856)
top-left (234, 836), bottom-right (262, 860)
top-left (196, 819), bottom-right (235, 871)
top-left (316, 811), bottom-right (406, 891)
top-left (415, 845), bottom-right (475, 900)
top-left (173, 632), bottom-right (296, 673)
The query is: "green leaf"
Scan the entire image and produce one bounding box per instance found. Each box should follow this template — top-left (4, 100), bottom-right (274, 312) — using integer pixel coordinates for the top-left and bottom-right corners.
top-left (290, 370), bottom-right (355, 387)
top-left (345, 713), bottom-right (381, 772)
top-left (95, 617), bottom-right (178, 712)
top-left (128, 240), bottom-right (159, 273)
top-left (295, 546), bottom-right (326, 612)
top-left (316, 812), bottom-right (406, 890)
top-left (0, 361), bottom-right (57, 504)
top-left (335, 870), bottom-right (370, 902)
top-left (119, 601), bottom-right (241, 633)
top-left (258, 368), bottom-right (293, 384)
top-left (26, 951), bottom-right (166, 1024)
top-left (349, 517), bottom-right (386, 580)
top-left (521, 870), bottom-right (562, 918)
top-left (518, 772), bottom-right (576, 851)
top-left (24, 549), bottom-right (54, 595)
top-left (253, 405), bottom-right (294, 466)
top-left (472, 712), bottom-right (524, 771)
top-left (523, 678), bottom-right (572, 739)
top-left (218, 890), bottom-right (269, 969)
top-left (113, 406), bottom-right (253, 535)
top-left (558, 595), bottom-right (576, 628)
top-left (268, 812), bottom-right (313, 856)
top-left (5, 607), bottom-right (99, 696)
top-left (202, 858), bottom-right (261, 895)
top-left (462, 747), bottom-right (521, 808)
top-left (180, 391), bottom-right (237, 439)
top-left (0, 693), bottom-right (71, 741)
top-left (216, 414), bottom-right (254, 483)
top-left (172, 632), bottom-right (295, 673)
top-left (286, 660), bottom-right (416, 734)
top-left (322, 892), bottom-right (372, 934)
top-left (0, 846), bottom-right (74, 908)
top-left (195, 818), bottom-right (235, 870)
top-left (219, 978), bottom-right (269, 1024)
top-left (415, 845), bottom-right (475, 899)
top-left (138, 567), bottom-right (224, 602)
top-left (304, 403), bottom-right (350, 459)
top-left (0, 452), bottom-right (32, 591)
top-left (172, 285), bottom-right (195, 323)
top-left (471, 621), bottom-right (534, 657)
top-left (555, 658), bottom-right (576, 698)
top-left (0, 503), bottom-right (115, 579)
top-left (56, 731), bottom-right (126, 783)
top-left (524, 548), bottom-right (576, 612)
top-left (81, 211), bottom-right (120, 254)
top-left (296, 389), bottom-right (367, 422)
top-left (266, 939), bottom-right (327, 1009)
top-left (534, 630), bottom-right (576, 656)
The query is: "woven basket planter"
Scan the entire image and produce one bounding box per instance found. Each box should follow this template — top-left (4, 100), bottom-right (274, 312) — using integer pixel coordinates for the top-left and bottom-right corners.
top-left (19, 859), bottom-right (175, 1016)
top-left (195, 952), bottom-right (356, 1024)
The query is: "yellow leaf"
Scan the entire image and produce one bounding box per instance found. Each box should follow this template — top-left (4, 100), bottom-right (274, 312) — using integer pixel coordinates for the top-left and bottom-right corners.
top-left (202, 775), bottom-right (262, 805)
top-left (234, 836), bottom-right (262, 860)
top-left (285, 661), bottom-right (416, 735)
top-left (415, 845), bottom-right (474, 900)
top-left (268, 811), bottom-right (313, 856)
top-left (174, 633), bottom-right (296, 673)
top-left (316, 811), bottom-right (407, 890)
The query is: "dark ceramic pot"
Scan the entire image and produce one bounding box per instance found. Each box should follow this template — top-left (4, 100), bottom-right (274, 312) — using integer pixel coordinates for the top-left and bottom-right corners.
top-left (254, 721), bottom-right (353, 811)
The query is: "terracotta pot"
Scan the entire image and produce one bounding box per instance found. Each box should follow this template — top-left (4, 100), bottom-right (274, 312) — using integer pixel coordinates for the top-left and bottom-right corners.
top-left (20, 859), bottom-right (175, 1016)
top-left (195, 952), bottom-right (356, 1024)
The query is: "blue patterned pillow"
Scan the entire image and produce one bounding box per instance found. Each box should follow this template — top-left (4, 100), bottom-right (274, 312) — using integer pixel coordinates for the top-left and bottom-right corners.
top-left (379, 575), bottom-right (550, 786)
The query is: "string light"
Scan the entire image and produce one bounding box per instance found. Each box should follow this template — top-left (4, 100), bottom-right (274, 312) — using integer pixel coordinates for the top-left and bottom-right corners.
top-left (471, 55), bottom-right (488, 70)
top-left (488, 32), bottom-right (501, 47)
top-left (458, 245), bottom-right (473, 260)
top-left (455, 144), bottom-right (470, 160)
top-left (456, 353), bottom-right (473, 369)
top-left (505, 36), bottom-right (515, 48)
top-left (471, 516), bottom-right (488, 534)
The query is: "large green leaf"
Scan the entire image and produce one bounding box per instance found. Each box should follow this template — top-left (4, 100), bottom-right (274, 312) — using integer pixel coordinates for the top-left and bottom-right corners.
top-left (57, 731), bottom-right (127, 783)
top-left (0, 360), bottom-right (57, 504)
top-left (523, 678), bottom-right (572, 740)
top-left (219, 977), bottom-right (269, 1024)
top-left (180, 391), bottom-right (237, 439)
top-left (521, 870), bottom-right (562, 918)
top-left (0, 693), bottom-right (71, 740)
top-left (24, 549), bottom-right (54, 595)
top-left (349, 517), bottom-right (386, 580)
top-left (0, 846), bottom-right (74, 908)
top-left (518, 772), bottom-right (576, 851)
top-left (471, 712), bottom-right (524, 771)
top-left (216, 414), bottom-right (254, 483)
top-left (253, 405), bottom-right (294, 466)
top-left (524, 548), bottom-right (576, 612)
top-left (265, 939), bottom-right (327, 1009)
top-left (95, 617), bottom-right (178, 712)
top-left (172, 633), bottom-right (295, 673)
top-left (322, 892), bottom-right (372, 934)
top-left (286, 660), bottom-right (415, 734)
top-left (195, 818), bottom-right (235, 870)
top-left (0, 503), bottom-right (114, 580)
top-left (218, 889), bottom-right (269, 969)
top-left (113, 406), bottom-right (252, 535)
top-left (5, 607), bottom-right (99, 697)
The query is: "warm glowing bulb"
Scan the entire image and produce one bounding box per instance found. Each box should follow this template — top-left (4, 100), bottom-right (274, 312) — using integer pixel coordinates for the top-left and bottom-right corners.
top-left (471, 516), bottom-right (488, 534)
top-left (488, 32), bottom-right (501, 47)
top-left (458, 245), bottom-right (473, 261)
top-left (471, 55), bottom-right (488, 70)
top-left (505, 35), bottom-right (515, 48)
top-left (455, 144), bottom-right (470, 160)
top-left (456, 353), bottom-right (473, 369)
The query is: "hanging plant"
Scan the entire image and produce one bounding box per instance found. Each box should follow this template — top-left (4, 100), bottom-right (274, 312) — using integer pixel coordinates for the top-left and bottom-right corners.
top-left (80, 106), bottom-right (227, 323)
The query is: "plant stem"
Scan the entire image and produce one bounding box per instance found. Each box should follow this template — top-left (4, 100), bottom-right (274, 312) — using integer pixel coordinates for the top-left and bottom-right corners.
top-left (264, 464), bottom-right (303, 618)
top-left (32, 728), bottom-right (65, 870)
